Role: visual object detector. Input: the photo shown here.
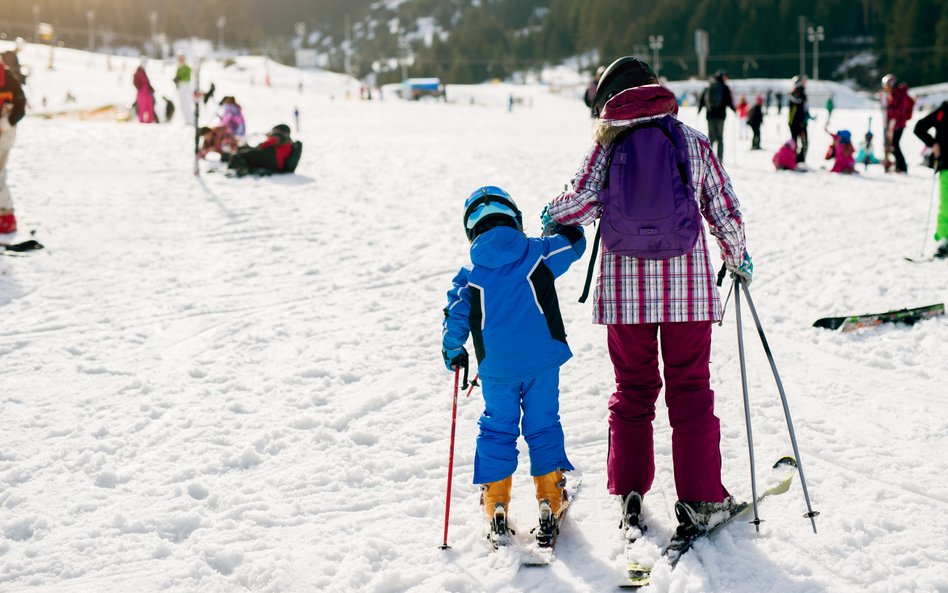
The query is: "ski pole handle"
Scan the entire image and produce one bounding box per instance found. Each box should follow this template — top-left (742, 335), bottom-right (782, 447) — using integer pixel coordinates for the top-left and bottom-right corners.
top-left (716, 262), bottom-right (728, 287)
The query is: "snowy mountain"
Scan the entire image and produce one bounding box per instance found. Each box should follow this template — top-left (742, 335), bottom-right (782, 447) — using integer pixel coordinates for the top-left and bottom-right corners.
top-left (1, 42), bottom-right (947, 593)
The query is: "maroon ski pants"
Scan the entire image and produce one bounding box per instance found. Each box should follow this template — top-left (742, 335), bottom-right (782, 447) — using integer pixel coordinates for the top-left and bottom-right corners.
top-left (606, 321), bottom-right (727, 503)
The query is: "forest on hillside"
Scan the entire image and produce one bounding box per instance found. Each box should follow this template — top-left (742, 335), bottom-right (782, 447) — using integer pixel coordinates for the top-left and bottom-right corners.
top-left (1, 0), bottom-right (945, 87)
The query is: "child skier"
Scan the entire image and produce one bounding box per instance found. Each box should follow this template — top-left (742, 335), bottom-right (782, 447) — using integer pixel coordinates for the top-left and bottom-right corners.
top-left (825, 128), bottom-right (856, 174)
top-left (773, 138), bottom-right (798, 171)
top-left (441, 185), bottom-right (586, 547)
top-left (855, 130), bottom-right (880, 170)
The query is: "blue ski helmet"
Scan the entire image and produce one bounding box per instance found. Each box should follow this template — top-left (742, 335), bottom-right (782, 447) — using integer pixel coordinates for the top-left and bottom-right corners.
top-left (838, 130), bottom-right (851, 143)
top-left (463, 186), bottom-right (523, 241)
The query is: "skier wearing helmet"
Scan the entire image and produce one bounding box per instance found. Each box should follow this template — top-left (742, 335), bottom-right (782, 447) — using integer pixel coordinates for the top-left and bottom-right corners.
top-left (542, 56), bottom-right (750, 546)
top-left (882, 74), bottom-right (915, 173)
top-left (441, 186), bottom-right (586, 549)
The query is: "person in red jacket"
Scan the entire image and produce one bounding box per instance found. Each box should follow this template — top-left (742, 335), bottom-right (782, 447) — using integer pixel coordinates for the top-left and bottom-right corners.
top-left (0, 63), bottom-right (27, 234)
top-left (227, 124), bottom-right (295, 177)
top-left (882, 74), bottom-right (915, 173)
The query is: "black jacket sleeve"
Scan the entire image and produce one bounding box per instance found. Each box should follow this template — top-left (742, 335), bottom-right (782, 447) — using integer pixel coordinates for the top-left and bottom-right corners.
top-left (913, 105), bottom-right (942, 147)
top-left (1, 69), bottom-right (27, 126)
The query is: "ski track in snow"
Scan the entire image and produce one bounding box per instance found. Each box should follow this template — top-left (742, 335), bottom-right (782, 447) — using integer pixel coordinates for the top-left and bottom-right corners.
top-left (1, 43), bottom-right (947, 593)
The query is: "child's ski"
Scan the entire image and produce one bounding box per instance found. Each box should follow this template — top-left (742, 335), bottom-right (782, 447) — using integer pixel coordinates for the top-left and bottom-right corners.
top-left (813, 303), bottom-right (944, 332)
top-left (521, 476), bottom-right (583, 566)
top-left (620, 457), bottom-right (798, 589)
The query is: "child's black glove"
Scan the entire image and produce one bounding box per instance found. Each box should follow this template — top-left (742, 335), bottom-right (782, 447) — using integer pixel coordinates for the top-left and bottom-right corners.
top-left (442, 346), bottom-right (469, 371)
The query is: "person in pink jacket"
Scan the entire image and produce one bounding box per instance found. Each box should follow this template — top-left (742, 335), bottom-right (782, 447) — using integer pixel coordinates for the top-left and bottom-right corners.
top-left (773, 139), bottom-right (798, 171)
top-left (133, 57), bottom-right (156, 124)
top-left (542, 57), bottom-right (751, 541)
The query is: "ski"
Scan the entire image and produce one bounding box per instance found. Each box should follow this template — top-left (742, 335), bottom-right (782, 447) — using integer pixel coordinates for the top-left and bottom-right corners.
top-left (903, 255), bottom-right (945, 264)
top-left (521, 476), bottom-right (583, 566)
top-left (813, 303), bottom-right (944, 332)
top-left (1, 239), bottom-right (44, 255)
top-left (620, 457), bottom-right (799, 589)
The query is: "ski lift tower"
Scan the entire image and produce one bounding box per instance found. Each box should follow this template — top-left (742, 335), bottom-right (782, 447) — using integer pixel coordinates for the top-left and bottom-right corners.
top-left (695, 29), bottom-right (709, 79)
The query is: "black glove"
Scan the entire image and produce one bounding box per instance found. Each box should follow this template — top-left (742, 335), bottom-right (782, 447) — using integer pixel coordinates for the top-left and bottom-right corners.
top-left (442, 346), bottom-right (469, 371)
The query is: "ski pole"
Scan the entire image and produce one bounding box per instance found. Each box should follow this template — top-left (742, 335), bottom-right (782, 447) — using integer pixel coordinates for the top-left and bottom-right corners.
top-left (733, 277), bottom-right (762, 531)
top-left (918, 162), bottom-right (940, 258)
top-left (739, 281), bottom-right (821, 533)
top-left (440, 367), bottom-right (461, 549)
top-left (465, 373), bottom-right (479, 398)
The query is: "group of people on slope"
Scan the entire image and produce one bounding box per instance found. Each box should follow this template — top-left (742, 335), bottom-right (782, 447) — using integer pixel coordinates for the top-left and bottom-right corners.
top-left (133, 54), bottom-right (199, 125)
top-left (197, 99), bottom-right (300, 177)
top-left (133, 54), bottom-right (299, 178)
top-left (442, 57), bottom-right (752, 548)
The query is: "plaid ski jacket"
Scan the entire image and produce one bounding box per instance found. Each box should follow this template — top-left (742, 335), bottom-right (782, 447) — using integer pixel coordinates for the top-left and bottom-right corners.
top-left (548, 85), bottom-right (747, 325)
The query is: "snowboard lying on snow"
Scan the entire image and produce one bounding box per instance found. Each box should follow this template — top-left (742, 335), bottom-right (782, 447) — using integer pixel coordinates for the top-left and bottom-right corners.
top-left (813, 303), bottom-right (944, 332)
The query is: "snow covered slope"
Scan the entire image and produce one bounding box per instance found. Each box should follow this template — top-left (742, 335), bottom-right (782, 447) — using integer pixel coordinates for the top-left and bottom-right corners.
top-left (2, 45), bottom-right (947, 593)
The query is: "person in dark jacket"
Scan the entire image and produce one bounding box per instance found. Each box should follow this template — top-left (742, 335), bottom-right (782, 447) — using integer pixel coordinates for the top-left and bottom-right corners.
top-left (697, 70), bottom-right (735, 161)
top-left (747, 95), bottom-right (765, 150)
top-left (442, 185), bottom-right (585, 548)
top-left (0, 63), bottom-right (27, 234)
top-left (1, 39), bottom-right (28, 85)
top-left (787, 75), bottom-right (809, 164)
top-left (914, 101), bottom-right (948, 258)
top-left (228, 124), bottom-right (296, 176)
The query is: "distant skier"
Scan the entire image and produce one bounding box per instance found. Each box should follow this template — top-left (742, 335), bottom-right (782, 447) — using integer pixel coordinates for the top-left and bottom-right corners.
top-left (788, 75), bottom-right (809, 164)
top-left (0, 38), bottom-right (28, 85)
top-left (218, 96), bottom-right (246, 137)
top-left (736, 94), bottom-right (749, 139)
top-left (747, 95), bottom-right (764, 150)
top-left (882, 74), bottom-right (914, 173)
top-left (773, 138), bottom-right (798, 171)
top-left (697, 70), bottom-right (735, 161)
top-left (855, 130), bottom-right (880, 169)
top-left (227, 124), bottom-right (299, 177)
top-left (824, 128), bottom-right (856, 174)
top-left (544, 57), bottom-right (751, 543)
top-left (173, 53), bottom-right (194, 125)
top-left (0, 61), bottom-right (27, 234)
top-left (132, 57), bottom-right (156, 124)
top-left (913, 101), bottom-right (948, 258)
top-left (441, 185), bottom-right (585, 548)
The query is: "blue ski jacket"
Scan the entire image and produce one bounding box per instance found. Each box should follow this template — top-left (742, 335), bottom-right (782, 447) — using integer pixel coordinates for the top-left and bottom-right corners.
top-left (442, 225), bottom-right (586, 382)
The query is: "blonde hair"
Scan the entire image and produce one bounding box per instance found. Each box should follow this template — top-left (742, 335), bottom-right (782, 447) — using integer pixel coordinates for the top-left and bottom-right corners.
top-left (594, 121), bottom-right (628, 146)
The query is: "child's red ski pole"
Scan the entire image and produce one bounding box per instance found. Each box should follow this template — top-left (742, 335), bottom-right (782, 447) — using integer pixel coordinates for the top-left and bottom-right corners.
top-left (440, 367), bottom-right (461, 549)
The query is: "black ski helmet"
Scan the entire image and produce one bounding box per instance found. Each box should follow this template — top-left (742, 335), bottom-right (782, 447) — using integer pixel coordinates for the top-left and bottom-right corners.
top-left (592, 56), bottom-right (658, 117)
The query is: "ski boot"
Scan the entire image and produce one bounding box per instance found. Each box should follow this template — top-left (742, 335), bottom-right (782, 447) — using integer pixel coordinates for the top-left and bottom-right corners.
top-left (533, 470), bottom-right (567, 548)
top-left (480, 476), bottom-right (512, 548)
top-left (935, 241), bottom-right (948, 260)
top-left (667, 496), bottom-right (742, 562)
top-left (618, 491), bottom-right (647, 542)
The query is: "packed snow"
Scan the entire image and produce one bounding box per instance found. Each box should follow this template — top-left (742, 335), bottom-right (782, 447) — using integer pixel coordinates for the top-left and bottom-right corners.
top-left (1, 42), bottom-right (947, 593)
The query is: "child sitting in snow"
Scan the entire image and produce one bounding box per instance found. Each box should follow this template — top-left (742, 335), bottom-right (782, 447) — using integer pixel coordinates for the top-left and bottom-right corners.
top-left (825, 128), bottom-right (856, 174)
top-left (773, 138), bottom-right (798, 171)
top-left (855, 130), bottom-right (881, 170)
top-left (441, 186), bottom-right (585, 549)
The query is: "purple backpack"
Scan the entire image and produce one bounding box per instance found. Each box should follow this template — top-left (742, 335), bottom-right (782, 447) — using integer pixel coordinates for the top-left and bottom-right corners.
top-left (598, 115), bottom-right (700, 259)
